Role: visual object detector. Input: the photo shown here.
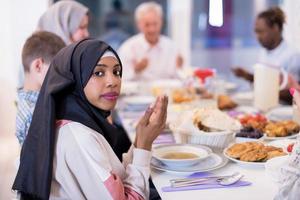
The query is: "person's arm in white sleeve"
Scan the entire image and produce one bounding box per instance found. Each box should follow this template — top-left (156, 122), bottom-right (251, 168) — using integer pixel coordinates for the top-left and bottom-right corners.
top-left (62, 123), bottom-right (150, 200)
top-left (275, 90), bottom-right (300, 200)
top-left (123, 144), bottom-right (134, 167)
top-left (274, 138), bottom-right (300, 200)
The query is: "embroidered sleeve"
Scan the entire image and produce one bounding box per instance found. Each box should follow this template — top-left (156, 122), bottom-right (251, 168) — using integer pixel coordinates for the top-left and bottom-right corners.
top-left (275, 137), bottom-right (300, 200)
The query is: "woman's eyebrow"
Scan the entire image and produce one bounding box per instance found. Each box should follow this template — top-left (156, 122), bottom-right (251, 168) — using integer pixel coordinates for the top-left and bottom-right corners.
top-left (95, 63), bottom-right (120, 67)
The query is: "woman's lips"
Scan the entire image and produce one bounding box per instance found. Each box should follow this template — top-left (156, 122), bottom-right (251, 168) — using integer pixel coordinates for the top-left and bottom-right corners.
top-left (101, 92), bottom-right (119, 101)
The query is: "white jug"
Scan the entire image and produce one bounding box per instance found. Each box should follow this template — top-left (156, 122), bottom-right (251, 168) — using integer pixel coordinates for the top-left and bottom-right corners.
top-left (253, 63), bottom-right (286, 111)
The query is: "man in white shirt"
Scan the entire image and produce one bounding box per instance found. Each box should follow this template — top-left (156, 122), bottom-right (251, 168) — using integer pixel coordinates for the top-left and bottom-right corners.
top-left (258, 40), bottom-right (300, 82)
top-left (233, 7), bottom-right (300, 84)
top-left (232, 7), bottom-right (300, 104)
top-left (118, 1), bottom-right (183, 81)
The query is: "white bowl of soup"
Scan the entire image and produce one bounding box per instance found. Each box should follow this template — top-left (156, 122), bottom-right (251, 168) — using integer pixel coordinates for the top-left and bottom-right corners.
top-left (152, 144), bottom-right (212, 167)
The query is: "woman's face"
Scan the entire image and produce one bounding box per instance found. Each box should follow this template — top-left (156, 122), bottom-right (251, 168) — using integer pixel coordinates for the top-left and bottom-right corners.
top-left (71, 15), bottom-right (89, 42)
top-left (254, 17), bottom-right (280, 50)
top-left (138, 10), bottom-right (162, 45)
top-left (84, 56), bottom-right (121, 111)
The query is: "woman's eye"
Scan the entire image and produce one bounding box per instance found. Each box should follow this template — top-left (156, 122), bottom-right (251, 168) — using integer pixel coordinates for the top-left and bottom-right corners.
top-left (114, 69), bottom-right (121, 77)
top-left (94, 71), bottom-right (104, 77)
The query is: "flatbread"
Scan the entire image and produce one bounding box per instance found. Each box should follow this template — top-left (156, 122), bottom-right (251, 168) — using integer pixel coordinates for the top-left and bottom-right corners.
top-left (193, 108), bottom-right (241, 131)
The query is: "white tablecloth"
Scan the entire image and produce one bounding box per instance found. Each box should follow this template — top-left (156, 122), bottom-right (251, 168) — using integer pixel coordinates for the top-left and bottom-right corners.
top-left (117, 101), bottom-right (280, 200)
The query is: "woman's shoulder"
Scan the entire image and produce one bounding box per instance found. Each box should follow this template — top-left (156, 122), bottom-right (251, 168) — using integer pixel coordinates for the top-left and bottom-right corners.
top-left (54, 121), bottom-right (120, 179)
top-left (56, 121), bottom-right (107, 149)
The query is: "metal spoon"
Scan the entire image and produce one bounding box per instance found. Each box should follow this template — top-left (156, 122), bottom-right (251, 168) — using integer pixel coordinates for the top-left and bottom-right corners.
top-left (170, 172), bottom-right (243, 188)
top-left (218, 172), bottom-right (244, 186)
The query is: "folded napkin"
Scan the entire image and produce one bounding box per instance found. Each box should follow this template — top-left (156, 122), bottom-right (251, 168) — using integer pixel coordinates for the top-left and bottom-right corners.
top-left (162, 172), bottom-right (251, 192)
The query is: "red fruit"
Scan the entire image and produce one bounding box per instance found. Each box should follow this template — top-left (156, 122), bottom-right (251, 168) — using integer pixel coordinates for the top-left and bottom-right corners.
top-left (287, 143), bottom-right (295, 153)
top-left (290, 88), bottom-right (295, 96)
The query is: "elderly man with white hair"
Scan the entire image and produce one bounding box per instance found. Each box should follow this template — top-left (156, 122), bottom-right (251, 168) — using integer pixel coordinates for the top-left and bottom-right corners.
top-left (118, 1), bottom-right (183, 81)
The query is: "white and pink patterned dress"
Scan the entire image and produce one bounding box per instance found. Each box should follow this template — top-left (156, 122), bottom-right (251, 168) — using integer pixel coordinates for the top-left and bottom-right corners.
top-left (50, 120), bottom-right (151, 200)
top-left (275, 135), bottom-right (300, 200)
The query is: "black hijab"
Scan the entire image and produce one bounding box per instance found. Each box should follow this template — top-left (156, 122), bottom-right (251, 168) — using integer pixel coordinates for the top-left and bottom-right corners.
top-left (13, 39), bottom-right (131, 199)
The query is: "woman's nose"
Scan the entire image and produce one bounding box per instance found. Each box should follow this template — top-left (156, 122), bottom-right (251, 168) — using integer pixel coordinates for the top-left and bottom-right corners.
top-left (105, 73), bottom-right (118, 87)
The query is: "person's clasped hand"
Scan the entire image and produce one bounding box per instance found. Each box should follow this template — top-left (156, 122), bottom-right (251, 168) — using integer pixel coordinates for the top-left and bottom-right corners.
top-left (134, 58), bottom-right (148, 73)
top-left (135, 95), bottom-right (168, 151)
top-left (232, 67), bottom-right (249, 78)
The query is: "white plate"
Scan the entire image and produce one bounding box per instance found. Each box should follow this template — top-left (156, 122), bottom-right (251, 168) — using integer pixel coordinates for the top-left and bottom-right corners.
top-left (225, 82), bottom-right (237, 91)
top-left (223, 147), bottom-right (265, 168)
top-left (234, 106), bottom-right (260, 114)
top-left (235, 136), bottom-right (264, 143)
top-left (123, 95), bottom-right (155, 106)
top-left (150, 79), bottom-right (183, 89)
top-left (232, 91), bottom-right (253, 101)
top-left (121, 81), bottom-right (139, 95)
top-left (267, 139), bottom-right (297, 153)
top-left (152, 144), bottom-right (212, 167)
top-left (266, 106), bottom-right (293, 121)
top-left (263, 132), bottom-right (299, 140)
top-left (151, 153), bottom-right (228, 173)
top-left (232, 92), bottom-right (253, 105)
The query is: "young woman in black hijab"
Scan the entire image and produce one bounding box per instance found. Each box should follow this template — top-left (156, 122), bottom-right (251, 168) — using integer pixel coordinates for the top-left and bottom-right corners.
top-left (13, 39), bottom-right (168, 199)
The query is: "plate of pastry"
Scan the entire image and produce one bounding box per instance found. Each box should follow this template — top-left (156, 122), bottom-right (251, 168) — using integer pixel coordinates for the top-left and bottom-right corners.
top-left (263, 120), bottom-right (300, 140)
top-left (223, 142), bottom-right (287, 168)
top-left (264, 133), bottom-right (300, 140)
top-left (171, 88), bottom-right (197, 104)
top-left (217, 95), bottom-right (238, 110)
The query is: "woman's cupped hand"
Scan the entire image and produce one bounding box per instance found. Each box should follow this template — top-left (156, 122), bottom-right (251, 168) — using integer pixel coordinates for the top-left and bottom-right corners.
top-left (135, 95), bottom-right (168, 151)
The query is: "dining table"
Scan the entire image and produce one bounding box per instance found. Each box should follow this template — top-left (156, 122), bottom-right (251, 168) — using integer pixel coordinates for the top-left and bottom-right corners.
top-left (116, 79), bottom-right (291, 200)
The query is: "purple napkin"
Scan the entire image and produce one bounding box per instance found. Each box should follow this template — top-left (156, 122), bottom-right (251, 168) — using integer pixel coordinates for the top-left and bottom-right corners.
top-left (153, 133), bottom-right (175, 144)
top-left (162, 172), bottom-right (252, 192)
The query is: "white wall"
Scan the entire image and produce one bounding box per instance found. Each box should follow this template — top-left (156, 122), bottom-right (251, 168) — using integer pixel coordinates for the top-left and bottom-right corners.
top-left (282, 0), bottom-right (300, 51)
top-left (0, 0), bottom-right (48, 139)
top-left (167, 0), bottom-right (192, 67)
top-left (0, 0), bottom-right (48, 88)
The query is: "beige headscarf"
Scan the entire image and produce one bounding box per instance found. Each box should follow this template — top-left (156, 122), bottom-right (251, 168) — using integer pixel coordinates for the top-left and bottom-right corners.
top-left (37, 0), bottom-right (88, 44)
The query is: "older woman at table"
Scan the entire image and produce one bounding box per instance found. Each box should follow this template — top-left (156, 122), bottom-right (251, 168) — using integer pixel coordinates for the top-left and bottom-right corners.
top-left (37, 0), bottom-right (89, 44)
top-left (18, 0), bottom-right (90, 88)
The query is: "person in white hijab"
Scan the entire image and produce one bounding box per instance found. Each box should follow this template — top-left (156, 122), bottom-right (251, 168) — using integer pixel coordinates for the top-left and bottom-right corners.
top-left (18, 0), bottom-right (90, 88)
top-left (37, 0), bottom-right (90, 44)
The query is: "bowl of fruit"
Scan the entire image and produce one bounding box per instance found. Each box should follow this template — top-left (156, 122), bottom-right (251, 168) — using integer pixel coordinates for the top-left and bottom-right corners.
top-left (235, 114), bottom-right (267, 142)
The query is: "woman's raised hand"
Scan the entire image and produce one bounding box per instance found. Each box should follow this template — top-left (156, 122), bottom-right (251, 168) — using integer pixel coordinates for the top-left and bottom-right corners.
top-left (135, 95), bottom-right (168, 151)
